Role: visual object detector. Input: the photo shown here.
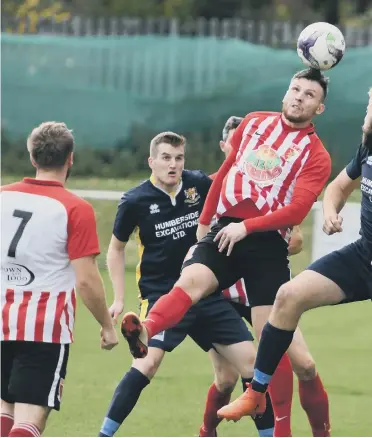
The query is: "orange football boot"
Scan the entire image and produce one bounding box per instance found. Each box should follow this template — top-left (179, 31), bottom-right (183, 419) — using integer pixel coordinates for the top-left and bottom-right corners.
top-left (217, 384), bottom-right (266, 422)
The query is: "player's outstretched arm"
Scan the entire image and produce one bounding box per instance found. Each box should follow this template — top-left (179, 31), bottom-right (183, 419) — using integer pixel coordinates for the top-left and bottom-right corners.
top-left (322, 169), bottom-right (359, 235)
top-left (323, 88), bottom-right (371, 236)
top-left (106, 235), bottom-right (127, 324)
top-left (71, 255), bottom-right (118, 350)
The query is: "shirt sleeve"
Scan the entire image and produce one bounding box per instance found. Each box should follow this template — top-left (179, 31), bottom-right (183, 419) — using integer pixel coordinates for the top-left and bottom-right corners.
top-left (294, 141), bottom-right (332, 197)
top-left (243, 187), bottom-right (316, 233)
top-left (68, 201), bottom-right (100, 260)
top-left (345, 144), bottom-right (366, 180)
top-left (112, 192), bottom-right (138, 242)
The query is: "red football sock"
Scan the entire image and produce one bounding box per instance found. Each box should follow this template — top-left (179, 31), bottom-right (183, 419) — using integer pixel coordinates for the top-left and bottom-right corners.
top-left (203, 383), bottom-right (231, 432)
top-left (299, 374), bottom-right (330, 437)
top-left (1, 413), bottom-right (14, 437)
top-left (268, 353), bottom-right (293, 437)
top-left (8, 423), bottom-right (40, 437)
top-left (144, 287), bottom-right (192, 339)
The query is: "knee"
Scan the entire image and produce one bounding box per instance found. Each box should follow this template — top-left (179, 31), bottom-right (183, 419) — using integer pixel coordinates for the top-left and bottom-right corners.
top-left (1, 399), bottom-right (14, 416)
top-left (174, 278), bottom-right (202, 305)
top-left (275, 282), bottom-right (303, 311)
top-left (175, 265), bottom-right (218, 304)
top-left (214, 369), bottom-right (239, 395)
top-left (294, 357), bottom-right (317, 381)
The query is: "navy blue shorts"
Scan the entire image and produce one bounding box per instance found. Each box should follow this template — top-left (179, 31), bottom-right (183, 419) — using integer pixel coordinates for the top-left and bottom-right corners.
top-left (138, 293), bottom-right (253, 352)
top-left (230, 302), bottom-right (252, 326)
top-left (308, 239), bottom-right (372, 303)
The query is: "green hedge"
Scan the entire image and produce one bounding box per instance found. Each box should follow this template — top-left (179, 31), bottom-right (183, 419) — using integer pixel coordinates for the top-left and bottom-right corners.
top-left (1, 121), bottom-right (231, 178)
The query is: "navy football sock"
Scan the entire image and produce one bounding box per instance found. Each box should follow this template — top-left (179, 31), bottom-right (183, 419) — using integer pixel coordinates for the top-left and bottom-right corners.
top-left (99, 367), bottom-right (150, 436)
top-left (242, 378), bottom-right (274, 437)
top-left (252, 322), bottom-right (295, 393)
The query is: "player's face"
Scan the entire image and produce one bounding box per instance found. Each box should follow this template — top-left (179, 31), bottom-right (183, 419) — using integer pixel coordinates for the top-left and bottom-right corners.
top-left (219, 129), bottom-right (235, 158)
top-left (149, 143), bottom-right (185, 188)
top-left (282, 78), bottom-right (325, 124)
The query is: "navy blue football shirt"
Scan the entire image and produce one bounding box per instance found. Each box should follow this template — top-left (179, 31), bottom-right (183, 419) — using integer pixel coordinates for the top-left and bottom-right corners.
top-left (113, 170), bottom-right (212, 298)
top-left (346, 133), bottom-right (372, 252)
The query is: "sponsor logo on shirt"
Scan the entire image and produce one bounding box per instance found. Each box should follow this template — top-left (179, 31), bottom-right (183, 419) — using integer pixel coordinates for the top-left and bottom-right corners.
top-left (154, 211), bottom-right (199, 240)
top-left (245, 145), bottom-right (282, 186)
top-left (2, 263), bottom-right (35, 286)
top-left (361, 176), bottom-right (372, 202)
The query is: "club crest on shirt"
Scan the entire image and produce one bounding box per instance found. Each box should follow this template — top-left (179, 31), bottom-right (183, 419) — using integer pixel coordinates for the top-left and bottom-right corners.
top-left (184, 187), bottom-right (200, 205)
top-left (245, 145), bottom-right (283, 186)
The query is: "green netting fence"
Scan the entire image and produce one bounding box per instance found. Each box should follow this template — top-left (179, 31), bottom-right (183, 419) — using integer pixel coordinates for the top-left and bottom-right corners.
top-left (2, 33), bottom-right (372, 172)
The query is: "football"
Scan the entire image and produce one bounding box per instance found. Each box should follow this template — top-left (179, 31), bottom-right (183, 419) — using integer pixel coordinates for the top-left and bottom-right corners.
top-left (297, 22), bottom-right (346, 70)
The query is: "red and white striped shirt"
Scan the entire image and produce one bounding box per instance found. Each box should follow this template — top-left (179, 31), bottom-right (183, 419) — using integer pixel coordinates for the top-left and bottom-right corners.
top-left (222, 279), bottom-right (249, 306)
top-left (1, 178), bottom-right (100, 344)
top-left (201, 112), bottom-right (331, 241)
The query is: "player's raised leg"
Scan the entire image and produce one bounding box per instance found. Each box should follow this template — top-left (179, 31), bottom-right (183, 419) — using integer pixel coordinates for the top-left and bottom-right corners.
top-left (121, 262), bottom-right (220, 359)
top-left (250, 306), bottom-right (295, 435)
top-left (251, 305), bottom-right (330, 437)
top-left (217, 270), bottom-right (346, 420)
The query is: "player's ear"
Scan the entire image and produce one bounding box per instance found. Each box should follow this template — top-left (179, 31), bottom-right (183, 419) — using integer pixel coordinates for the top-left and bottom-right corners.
top-left (219, 141), bottom-right (225, 152)
top-left (316, 103), bottom-right (325, 115)
top-left (68, 152), bottom-right (74, 167)
top-left (148, 156), bottom-right (153, 170)
top-left (30, 154), bottom-right (37, 169)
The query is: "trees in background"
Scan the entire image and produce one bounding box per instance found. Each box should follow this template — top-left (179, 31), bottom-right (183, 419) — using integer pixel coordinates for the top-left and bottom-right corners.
top-left (2, 0), bottom-right (371, 33)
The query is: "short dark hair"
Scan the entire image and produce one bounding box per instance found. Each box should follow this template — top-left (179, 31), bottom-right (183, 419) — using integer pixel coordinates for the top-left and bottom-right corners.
top-left (292, 68), bottom-right (329, 100)
top-left (222, 116), bottom-right (243, 141)
top-left (27, 122), bottom-right (74, 169)
top-left (150, 131), bottom-right (186, 157)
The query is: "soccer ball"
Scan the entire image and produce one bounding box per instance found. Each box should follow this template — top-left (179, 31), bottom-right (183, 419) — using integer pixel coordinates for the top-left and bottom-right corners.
top-left (297, 22), bottom-right (346, 70)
